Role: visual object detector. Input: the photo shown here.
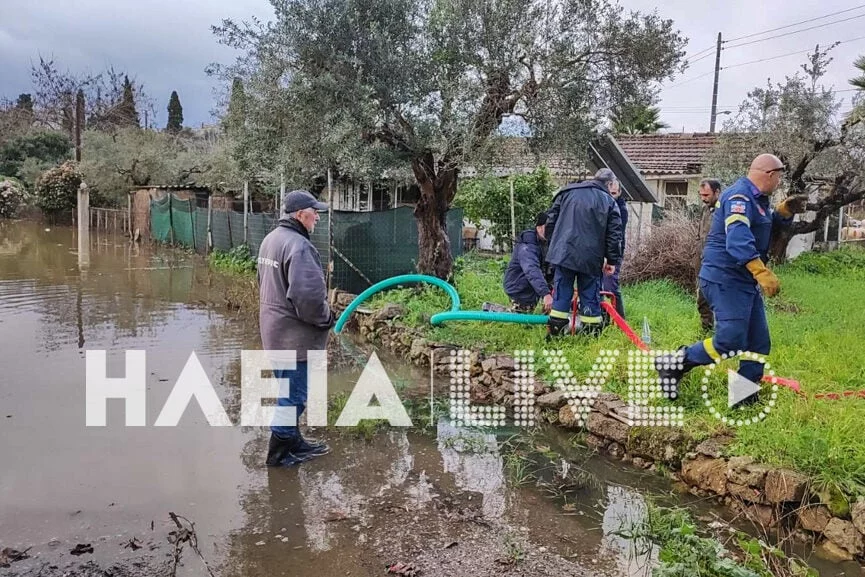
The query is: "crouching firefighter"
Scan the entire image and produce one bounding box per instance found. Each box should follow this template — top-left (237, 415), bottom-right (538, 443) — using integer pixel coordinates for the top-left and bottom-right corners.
top-left (544, 168), bottom-right (623, 338)
top-left (656, 154), bottom-right (808, 405)
top-left (502, 211), bottom-right (553, 313)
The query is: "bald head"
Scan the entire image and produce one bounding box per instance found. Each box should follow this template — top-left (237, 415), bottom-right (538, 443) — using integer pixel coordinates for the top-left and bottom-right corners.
top-left (747, 153), bottom-right (785, 193)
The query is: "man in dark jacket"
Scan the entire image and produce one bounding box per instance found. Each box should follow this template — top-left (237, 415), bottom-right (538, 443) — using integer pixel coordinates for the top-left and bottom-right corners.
top-left (259, 189), bottom-right (335, 467)
top-left (545, 168), bottom-right (623, 337)
top-left (696, 178), bottom-right (721, 332)
top-left (503, 211), bottom-right (553, 313)
top-left (601, 178), bottom-right (629, 319)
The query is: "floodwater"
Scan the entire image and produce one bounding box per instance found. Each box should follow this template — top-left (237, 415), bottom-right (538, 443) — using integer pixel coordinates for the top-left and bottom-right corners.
top-left (0, 221), bottom-right (860, 577)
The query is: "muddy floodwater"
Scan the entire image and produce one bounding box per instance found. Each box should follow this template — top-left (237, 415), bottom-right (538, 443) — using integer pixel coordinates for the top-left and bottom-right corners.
top-left (1, 221), bottom-right (860, 577)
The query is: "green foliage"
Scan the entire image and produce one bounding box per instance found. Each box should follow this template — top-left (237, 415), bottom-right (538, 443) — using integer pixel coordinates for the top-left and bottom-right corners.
top-left (0, 130), bottom-right (72, 181)
top-left (208, 244), bottom-right (256, 277)
top-left (34, 160), bottom-right (81, 216)
top-left (166, 91), bottom-right (183, 134)
top-left (779, 246), bottom-right (865, 278)
top-left (455, 166), bottom-right (557, 249)
top-left (0, 176), bottom-right (26, 218)
top-left (117, 75), bottom-right (140, 128)
top-left (612, 102), bottom-right (670, 134)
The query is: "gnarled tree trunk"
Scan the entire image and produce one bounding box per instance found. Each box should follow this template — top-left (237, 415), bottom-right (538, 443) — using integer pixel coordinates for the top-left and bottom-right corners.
top-left (411, 152), bottom-right (457, 279)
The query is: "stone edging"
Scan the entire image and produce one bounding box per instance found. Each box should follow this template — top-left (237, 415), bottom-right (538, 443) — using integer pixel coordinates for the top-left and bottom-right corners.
top-left (334, 293), bottom-right (865, 562)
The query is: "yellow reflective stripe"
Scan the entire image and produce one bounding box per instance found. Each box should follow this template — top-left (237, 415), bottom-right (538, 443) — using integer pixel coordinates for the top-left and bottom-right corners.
top-left (579, 315), bottom-right (603, 324)
top-left (549, 309), bottom-right (569, 319)
top-left (714, 201), bottom-right (721, 208)
top-left (725, 214), bottom-right (750, 229)
top-left (729, 194), bottom-right (750, 201)
top-left (703, 338), bottom-right (721, 361)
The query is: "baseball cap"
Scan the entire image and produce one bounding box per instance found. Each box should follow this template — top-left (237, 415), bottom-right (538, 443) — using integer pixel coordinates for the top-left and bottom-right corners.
top-left (283, 189), bottom-right (328, 213)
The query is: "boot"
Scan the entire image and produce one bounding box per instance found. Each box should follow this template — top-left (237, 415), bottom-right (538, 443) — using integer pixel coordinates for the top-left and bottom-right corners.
top-left (654, 346), bottom-right (698, 400)
top-left (546, 316), bottom-right (570, 340)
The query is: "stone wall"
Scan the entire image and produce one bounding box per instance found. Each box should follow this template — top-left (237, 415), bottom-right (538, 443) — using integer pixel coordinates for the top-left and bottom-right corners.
top-left (335, 290), bottom-right (865, 562)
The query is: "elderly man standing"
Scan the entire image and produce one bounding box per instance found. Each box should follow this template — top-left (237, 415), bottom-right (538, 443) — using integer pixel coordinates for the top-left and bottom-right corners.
top-left (259, 189), bottom-right (335, 467)
top-left (545, 168), bottom-right (623, 338)
top-left (657, 155), bottom-right (807, 405)
top-left (696, 178), bottom-right (722, 332)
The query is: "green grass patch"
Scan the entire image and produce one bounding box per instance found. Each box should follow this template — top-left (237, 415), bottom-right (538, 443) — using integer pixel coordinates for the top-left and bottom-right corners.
top-left (365, 248), bottom-right (865, 499)
top-left (208, 244), bottom-right (256, 277)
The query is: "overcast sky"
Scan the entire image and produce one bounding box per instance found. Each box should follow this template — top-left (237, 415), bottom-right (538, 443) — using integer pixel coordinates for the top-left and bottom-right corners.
top-left (2, 0), bottom-right (864, 132)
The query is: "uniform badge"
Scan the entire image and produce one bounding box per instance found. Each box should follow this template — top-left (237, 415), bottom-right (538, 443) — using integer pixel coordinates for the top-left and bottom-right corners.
top-left (730, 201), bottom-right (747, 214)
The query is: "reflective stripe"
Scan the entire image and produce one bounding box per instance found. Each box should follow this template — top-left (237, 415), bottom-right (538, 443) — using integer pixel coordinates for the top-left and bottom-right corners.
top-left (703, 338), bottom-right (721, 361)
top-left (549, 309), bottom-right (569, 319)
top-left (725, 214), bottom-right (750, 229)
top-left (714, 200), bottom-right (721, 208)
top-left (579, 315), bottom-right (603, 324)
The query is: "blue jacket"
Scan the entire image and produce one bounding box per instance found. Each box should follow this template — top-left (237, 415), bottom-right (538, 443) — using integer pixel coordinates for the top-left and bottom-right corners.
top-left (503, 229), bottom-right (550, 305)
top-left (545, 180), bottom-right (623, 274)
top-left (700, 177), bottom-right (792, 290)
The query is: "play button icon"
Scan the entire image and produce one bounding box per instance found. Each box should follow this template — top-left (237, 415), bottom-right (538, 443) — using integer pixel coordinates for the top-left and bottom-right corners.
top-left (728, 370), bottom-right (761, 408)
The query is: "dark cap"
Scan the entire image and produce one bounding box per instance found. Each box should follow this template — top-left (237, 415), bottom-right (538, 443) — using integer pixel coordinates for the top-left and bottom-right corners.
top-left (535, 211), bottom-right (548, 227)
top-left (283, 189), bottom-right (328, 213)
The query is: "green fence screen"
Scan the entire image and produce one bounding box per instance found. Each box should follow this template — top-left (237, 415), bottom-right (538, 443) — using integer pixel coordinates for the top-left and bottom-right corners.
top-left (151, 195), bottom-right (463, 294)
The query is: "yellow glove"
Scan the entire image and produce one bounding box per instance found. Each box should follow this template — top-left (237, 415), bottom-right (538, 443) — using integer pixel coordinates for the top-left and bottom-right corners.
top-left (746, 258), bottom-right (780, 297)
top-left (775, 194), bottom-right (808, 218)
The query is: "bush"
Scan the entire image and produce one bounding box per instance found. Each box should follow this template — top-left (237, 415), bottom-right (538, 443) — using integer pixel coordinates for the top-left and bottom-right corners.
top-left (0, 176), bottom-right (26, 218)
top-left (620, 210), bottom-right (700, 290)
top-left (781, 247), bottom-right (865, 278)
top-left (208, 244), bottom-right (257, 277)
top-left (455, 166), bottom-right (557, 250)
top-left (34, 160), bottom-right (82, 217)
top-left (0, 130), bottom-right (72, 180)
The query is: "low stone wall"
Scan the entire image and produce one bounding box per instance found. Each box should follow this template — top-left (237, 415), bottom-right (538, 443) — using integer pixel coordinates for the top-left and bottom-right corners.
top-left (334, 292), bottom-right (865, 561)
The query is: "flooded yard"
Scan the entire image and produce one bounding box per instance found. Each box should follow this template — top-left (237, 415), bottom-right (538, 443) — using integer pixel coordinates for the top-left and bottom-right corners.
top-left (0, 221), bottom-right (859, 577)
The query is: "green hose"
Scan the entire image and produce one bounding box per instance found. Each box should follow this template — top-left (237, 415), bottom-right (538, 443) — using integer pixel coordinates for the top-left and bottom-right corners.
top-left (333, 274), bottom-right (461, 334)
top-left (430, 310), bottom-right (548, 325)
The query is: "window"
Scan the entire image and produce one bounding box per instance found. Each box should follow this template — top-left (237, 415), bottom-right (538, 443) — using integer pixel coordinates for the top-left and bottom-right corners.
top-left (664, 181), bottom-right (689, 211)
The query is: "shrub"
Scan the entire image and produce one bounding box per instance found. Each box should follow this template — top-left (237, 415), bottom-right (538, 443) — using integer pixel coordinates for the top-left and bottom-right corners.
top-left (0, 176), bottom-right (26, 218)
top-left (34, 160), bottom-right (82, 217)
top-left (620, 210), bottom-right (700, 290)
top-left (208, 244), bottom-right (257, 277)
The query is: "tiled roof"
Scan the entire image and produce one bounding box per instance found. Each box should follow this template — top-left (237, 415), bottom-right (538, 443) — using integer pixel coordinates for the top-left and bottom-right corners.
top-left (462, 137), bottom-right (589, 179)
top-left (615, 133), bottom-right (722, 176)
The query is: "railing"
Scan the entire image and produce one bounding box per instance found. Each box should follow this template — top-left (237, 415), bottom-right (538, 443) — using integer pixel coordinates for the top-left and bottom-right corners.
top-left (89, 207), bottom-right (130, 236)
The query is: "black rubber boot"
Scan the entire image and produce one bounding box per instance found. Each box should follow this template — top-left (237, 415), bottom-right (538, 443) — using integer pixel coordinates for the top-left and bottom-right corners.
top-left (654, 346), bottom-right (698, 400)
top-left (546, 316), bottom-right (570, 340)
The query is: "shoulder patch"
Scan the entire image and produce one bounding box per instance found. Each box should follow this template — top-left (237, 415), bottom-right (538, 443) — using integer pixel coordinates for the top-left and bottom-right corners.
top-left (730, 201), bottom-right (747, 214)
top-left (729, 194), bottom-right (750, 201)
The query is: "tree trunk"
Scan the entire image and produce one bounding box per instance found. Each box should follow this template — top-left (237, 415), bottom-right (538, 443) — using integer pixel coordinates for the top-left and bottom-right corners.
top-left (768, 224), bottom-right (795, 264)
top-left (411, 153), bottom-right (456, 280)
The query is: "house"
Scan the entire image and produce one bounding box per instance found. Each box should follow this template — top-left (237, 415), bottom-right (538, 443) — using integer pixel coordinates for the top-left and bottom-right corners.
top-left (615, 132), bottom-right (724, 209)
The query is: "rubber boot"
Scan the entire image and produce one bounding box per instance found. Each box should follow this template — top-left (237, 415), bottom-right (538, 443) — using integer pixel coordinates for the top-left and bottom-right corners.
top-left (546, 316), bottom-right (570, 340)
top-left (654, 346), bottom-right (698, 400)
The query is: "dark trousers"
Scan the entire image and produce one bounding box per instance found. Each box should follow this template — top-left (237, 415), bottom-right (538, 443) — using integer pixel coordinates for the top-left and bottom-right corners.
top-left (602, 264), bottom-right (625, 319)
top-left (550, 266), bottom-right (603, 326)
top-left (272, 361), bottom-right (308, 440)
top-left (697, 283), bottom-right (714, 331)
top-left (684, 280), bottom-right (770, 383)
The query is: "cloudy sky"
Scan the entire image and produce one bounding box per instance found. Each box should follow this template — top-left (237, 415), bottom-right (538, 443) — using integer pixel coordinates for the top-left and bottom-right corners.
top-left (2, 0), bottom-right (864, 132)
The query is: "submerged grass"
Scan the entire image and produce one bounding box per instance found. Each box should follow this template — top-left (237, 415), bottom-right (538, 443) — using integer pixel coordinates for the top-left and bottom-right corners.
top-left (367, 248), bottom-right (865, 499)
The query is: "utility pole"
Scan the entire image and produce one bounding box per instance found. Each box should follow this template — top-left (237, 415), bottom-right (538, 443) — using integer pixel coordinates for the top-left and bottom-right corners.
top-left (709, 32), bottom-right (722, 133)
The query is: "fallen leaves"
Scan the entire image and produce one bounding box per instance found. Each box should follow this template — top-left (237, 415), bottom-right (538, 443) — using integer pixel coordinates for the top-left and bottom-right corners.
top-left (70, 543), bottom-right (94, 556)
top-left (0, 547), bottom-right (31, 568)
top-left (386, 561), bottom-right (420, 576)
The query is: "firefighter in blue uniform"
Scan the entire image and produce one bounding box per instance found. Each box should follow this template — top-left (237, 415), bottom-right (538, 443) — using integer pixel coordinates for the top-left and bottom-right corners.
top-left (544, 168), bottom-right (623, 338)
top-left (657, 154), bottom-right (808, 405)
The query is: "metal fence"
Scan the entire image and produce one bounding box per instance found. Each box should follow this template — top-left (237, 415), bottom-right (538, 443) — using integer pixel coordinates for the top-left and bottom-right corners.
top-left (150, 193), bottom-right (464, 294)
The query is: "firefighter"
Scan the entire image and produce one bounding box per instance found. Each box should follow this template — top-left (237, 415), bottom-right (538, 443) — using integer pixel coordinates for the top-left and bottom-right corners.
top-left (696, 178), bottom-right (722, 333)
top-left (657, 154), bottom-right (808, 405)
top-left (544, 168), bottom-right (623, 338)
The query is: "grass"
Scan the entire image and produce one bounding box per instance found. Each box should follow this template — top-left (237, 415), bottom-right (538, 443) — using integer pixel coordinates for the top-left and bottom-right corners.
top-left (617, 503), bottom-right (818, 577)
top-left (366, 248), bottom-right (865, 500)
top-left (208, 244), bottom-right (257, 277)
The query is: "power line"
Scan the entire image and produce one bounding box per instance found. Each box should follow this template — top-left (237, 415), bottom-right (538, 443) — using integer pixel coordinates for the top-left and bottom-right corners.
top-left (724, 4), bottom-right (865, 43)
top-left (724, 13), bottom-right (865, 49)
top-left (665, 70), bottom-right (716, 89)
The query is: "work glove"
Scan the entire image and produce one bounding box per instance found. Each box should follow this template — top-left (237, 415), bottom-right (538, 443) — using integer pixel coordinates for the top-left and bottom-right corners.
top-left (775, 194), bottom-right (809, 218)
top-left (745, 258), bottom-right (780, 297)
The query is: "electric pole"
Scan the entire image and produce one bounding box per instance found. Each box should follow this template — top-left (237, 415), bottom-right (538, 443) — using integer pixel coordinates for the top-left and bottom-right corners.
top-left (709, 32), bottom-right (722, 133)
